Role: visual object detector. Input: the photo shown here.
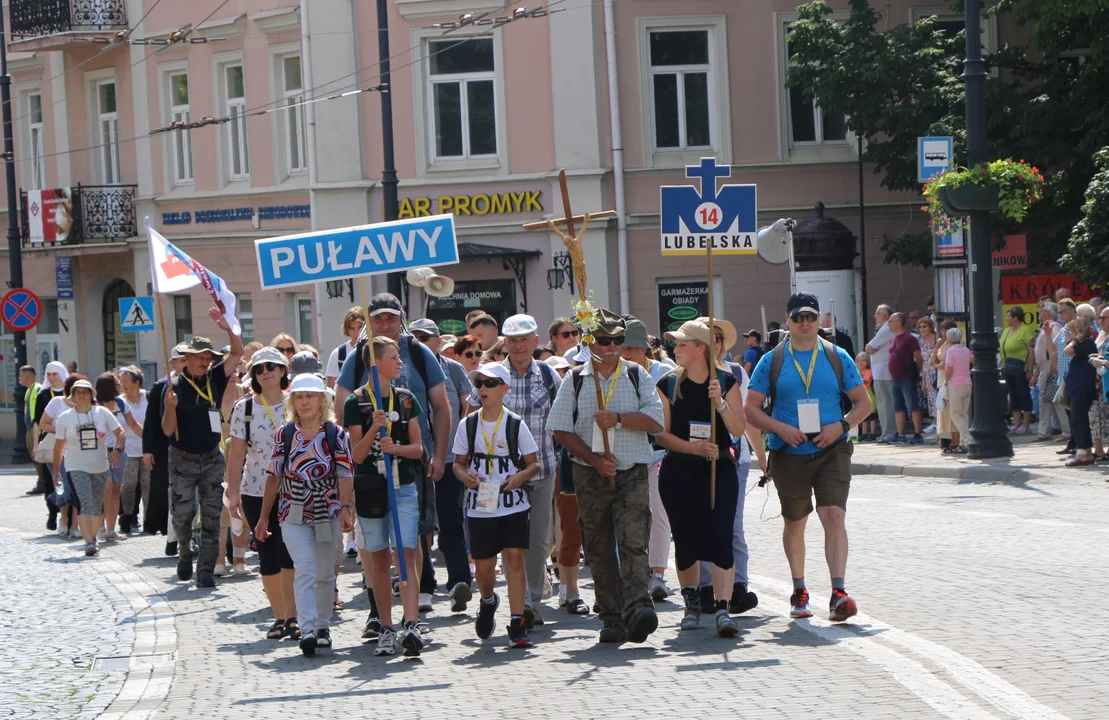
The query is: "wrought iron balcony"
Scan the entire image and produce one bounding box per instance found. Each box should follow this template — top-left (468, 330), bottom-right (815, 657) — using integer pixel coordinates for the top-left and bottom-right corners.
top-left (20, 184), bottom-right (138, 248)
top-left (9, 0), bottom-right (127, 41)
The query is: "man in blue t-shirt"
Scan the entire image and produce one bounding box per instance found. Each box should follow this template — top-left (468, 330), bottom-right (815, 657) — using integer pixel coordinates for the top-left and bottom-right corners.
top-left (741, 330), bottom-right (763, 376)
top-left (745, 292), bottom-right (871, 625)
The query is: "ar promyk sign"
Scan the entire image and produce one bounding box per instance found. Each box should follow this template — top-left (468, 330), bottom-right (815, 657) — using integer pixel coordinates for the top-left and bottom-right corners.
top-left (255, 214), bottom-right (458, 289)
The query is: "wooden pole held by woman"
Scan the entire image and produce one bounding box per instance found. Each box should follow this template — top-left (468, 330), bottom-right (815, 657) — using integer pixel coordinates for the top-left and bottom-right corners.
top-left (706, 241), bottom-right (716, 510)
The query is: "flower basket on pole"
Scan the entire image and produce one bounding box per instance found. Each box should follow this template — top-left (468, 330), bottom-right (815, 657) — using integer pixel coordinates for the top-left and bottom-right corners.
top-left (923, 159), bottom-right (1044, 235)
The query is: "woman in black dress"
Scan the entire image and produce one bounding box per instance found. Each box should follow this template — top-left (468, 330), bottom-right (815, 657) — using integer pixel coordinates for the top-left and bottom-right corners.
top-left (656, 320), bottom-right (748, 637)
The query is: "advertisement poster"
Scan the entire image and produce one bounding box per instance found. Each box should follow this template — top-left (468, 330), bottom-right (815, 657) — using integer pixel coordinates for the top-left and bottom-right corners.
top-left (1001, 272), bottom-right (1105, 326)
top-left (657, 280), bottom-right (710, 337)
top-left (27, 188), bottom-right (74, 244)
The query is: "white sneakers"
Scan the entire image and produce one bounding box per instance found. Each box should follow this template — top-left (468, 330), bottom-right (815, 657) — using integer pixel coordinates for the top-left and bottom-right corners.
top-left (213, 562), bottom-right (228, 577)
top-left (418, 593), bottom-right (433, 612)
top-left (232, 563), bottom-right (250, 576)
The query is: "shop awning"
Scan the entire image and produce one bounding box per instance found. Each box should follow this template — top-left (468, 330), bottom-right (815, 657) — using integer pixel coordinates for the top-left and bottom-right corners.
top-left (457, 242), bottom-right (542, 260)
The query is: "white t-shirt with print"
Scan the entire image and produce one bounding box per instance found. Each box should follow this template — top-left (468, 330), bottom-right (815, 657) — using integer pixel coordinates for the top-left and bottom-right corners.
top-left (120, 392), bottom-right (148, 457)
top-left (55, 405), bottom-right (121, 474)
top-left (451, 411), bottom-right (538, 519)
top-left (229, 393), bottom-right (283, 497)
top-left (326, 340), bottom-right (358, 381)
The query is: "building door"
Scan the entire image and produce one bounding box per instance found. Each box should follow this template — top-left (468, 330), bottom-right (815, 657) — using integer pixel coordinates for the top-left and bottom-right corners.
top-left (102, 279), bottom-right (135, 370)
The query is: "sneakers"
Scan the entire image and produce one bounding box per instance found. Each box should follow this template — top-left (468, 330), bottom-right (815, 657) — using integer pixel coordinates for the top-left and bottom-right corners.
top-left (923, 423), bottom-right (937, 435)
top-left (507, 617), bottom-right (532, 649)
top-left (680, 606), bottom-right (701, 631)
top-left (299, 631), bottom-right (317, 657)
top-left (374, 627), bottom-right (397, 656)
top-left (449, 582), bottom-right (472, 613)
top-left (56, 524), bottom-right (69, 538)
top-left (418, 593), bottom-right (433, 612)
top-left (909, 434), bottom-right (923, 445)
top-left (565, 594), bottom-right (589, 615)
top-left (232, 563), bottom-right (250, 576)
top-left (475, 593), bottom-right (500, 640)
top-left (649, 574), bottom-right (673, 601)
top-left (213, 562), bottom-right (228, 577)
top-left (715, 609), bottom-right (739, 637)
top-left (316, 628), bottom-right (332, 649)
top-left (829, 588), bottom-right (858, 622)
top-left (626, 607), bottom-right (658, 643)
top-left (176, 557), bottom-right (194, 582)
top-left (96, 528), bottom-right (108, 543)
top-left (401, 622), bottom-right (424, 657)
top-left (523, 606), bottom-right (544, 628)
top-left (598, 623), bottom-right (626, 643)
top-left (84, 540), bottom-right (98, 557)
top-left (196, 571), bottom-right (216, 588)
top-left (728, 583), bottom-right (759, 615)
top-left (362, 615), bottom-right (382, 640)
top-left (790, 589), bottom-right (813, 619)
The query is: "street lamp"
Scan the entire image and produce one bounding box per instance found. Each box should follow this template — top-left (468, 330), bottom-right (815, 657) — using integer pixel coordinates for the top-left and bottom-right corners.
top-left (963, 0), bottom-right (1012, 458)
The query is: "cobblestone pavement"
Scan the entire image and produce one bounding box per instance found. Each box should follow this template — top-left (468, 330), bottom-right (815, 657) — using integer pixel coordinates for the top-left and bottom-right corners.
top-left (1, 464), bottom-right (1106, 719)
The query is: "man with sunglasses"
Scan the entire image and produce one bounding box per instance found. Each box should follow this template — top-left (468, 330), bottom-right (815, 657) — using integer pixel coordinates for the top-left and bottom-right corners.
top-left (160, 308), bottom-right (244, 589)
top-left (745, 293), bottom-right (871, 622)
top-left (466, 314), bottom-right (561, 627)
top-left (549, 309), bottom-right (664, 644)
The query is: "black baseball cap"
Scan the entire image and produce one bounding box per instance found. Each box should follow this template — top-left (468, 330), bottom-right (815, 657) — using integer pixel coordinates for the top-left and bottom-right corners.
top-left (786, 292), bottom-right (820, 317)
top-left (369, 293), bottom-right (403, 317)
top-left (742, 329), bottom-right (762, 342)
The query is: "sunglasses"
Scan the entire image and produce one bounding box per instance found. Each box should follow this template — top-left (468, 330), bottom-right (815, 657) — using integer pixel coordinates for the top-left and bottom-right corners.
top-left (474, 378), bottom-right (505, 389)
top-left (462, 351), bottom-right (479, 358)
top-left (252, 362), bottom-right (282, 374)
top-left (713, 334), bottom-right (724, 343)
top-left (276, 345), bottom-right (296, 354)
top-left (790, 313), bottom-right (819, 324)
top-left (557, 330), bottom-right (580, 339)
top-left (594, 336), bottom-right (625, 346)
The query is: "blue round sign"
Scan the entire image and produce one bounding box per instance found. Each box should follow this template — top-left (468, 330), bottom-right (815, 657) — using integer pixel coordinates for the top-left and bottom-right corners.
top-left (1, 288), bottom-right (42, 332)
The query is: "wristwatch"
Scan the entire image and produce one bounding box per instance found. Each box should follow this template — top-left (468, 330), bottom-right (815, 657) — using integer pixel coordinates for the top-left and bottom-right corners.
top-left (340, 504), bottom-right (351, 511)
top-left (839, 418), bottom-right (850, 434)
top-left (615, 413), bottom-right (623, 430)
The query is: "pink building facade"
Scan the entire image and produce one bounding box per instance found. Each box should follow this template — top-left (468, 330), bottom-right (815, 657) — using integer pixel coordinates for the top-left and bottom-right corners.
top-left (0, 0), bottom-right (1009, 433)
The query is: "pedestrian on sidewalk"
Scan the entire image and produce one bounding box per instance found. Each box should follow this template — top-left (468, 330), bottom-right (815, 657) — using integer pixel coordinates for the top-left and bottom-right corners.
top-left (855, 353), bottom-right (879, 441)
top-left (1087, 308), bottom-right (1109, 462)
top-left (1033, 303), bottom-right (1069, 442)
top-left (52, 379), bottom-right (125, 556)
top-left (257, 374), bottom-right (354, 656)
top-left (1063, 317), bottom-right (1099, 467)
top-left (20, 365), bottom-right (48, 496)
top-left (943, 328), bottom-right (972, 454)
top-left (745, 293), bottom-right (871, 622)
top-left (95, 373), bottom-right (127, 543)
top-left (865, 305), bottom-right (895, 441)
top-left (1000, 307), bottom-right (1036, 434)
top-left (887, 313), bottom-right (924, 444)
top-left (117, 366), bottom-right (149, 535)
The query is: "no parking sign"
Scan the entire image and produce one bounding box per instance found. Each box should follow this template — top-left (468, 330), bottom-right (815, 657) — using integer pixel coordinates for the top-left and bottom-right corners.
top-left (1, 288), bottom-right (42, 332)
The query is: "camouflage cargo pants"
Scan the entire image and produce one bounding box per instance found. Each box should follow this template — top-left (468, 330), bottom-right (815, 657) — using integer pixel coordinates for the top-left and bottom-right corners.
top-left (572, 462), bottom-right (653, 627)
top-left (168, 451), bottom-right (226, 574)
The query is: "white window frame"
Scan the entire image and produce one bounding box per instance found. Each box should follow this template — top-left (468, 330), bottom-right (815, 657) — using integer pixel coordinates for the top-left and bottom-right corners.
top-left (164, 67), bottom-right (194, 186)
top-left (277, 51), bottom-right (307, 176)
top-left (26, 91), bottom-right (46, 190)
top-left (646, 29), bottom-right (714, 152)
top-left (410, 27), bottom-right (508, 177)
top-left (218, 61), bottom-right (250, 182)
top-left (95, 79), bottom-right (122, 185)
top-left (425, 37), bottom-right (498, 162)
top-left (636, 15), bottom-right (731, 169)
top-left (775, 11), bottom-right (855, 163)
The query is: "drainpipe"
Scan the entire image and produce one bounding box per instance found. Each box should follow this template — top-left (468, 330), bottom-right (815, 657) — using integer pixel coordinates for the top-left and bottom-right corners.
top-left (603, 0), bottom-right (629, 315)
top-left (300, 0), bottom-right (325, 344)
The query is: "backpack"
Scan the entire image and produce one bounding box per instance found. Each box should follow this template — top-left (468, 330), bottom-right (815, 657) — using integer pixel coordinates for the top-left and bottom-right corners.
top-left (537, 362), bottom-right (559, 405)
top-left (351, 385), bottom-right (416, 443)
top-left (280, 420), bottom-right (339, 477)
top-left (338, 342), bottom-right (349, 366)
top-left (464, 409), bottom-right (526, 473)
top-left (767, 336), bottom-right (845, 403)
top-left (569, 362), bottom-right (642, 424)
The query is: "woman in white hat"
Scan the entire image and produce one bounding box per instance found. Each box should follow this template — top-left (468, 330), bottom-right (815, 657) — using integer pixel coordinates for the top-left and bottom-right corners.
top-left (52, 378), bottom-right (125, 556)
top-left (227, 347), bottom-right (297, 640)
top-left (654, 320), bottom-right (747, 637)
top-left (255, 373), bottom-right (354, 657)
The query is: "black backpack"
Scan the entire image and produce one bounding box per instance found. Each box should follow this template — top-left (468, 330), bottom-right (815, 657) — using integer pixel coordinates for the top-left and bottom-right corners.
top-left (279, 420), bottom-right (339, 476)
top-left (569, 362), bottom-right (643, 424)
top-left (350, 385), bottom-right (416, 446)
top-left (463, 409), bottom-right (526, 474)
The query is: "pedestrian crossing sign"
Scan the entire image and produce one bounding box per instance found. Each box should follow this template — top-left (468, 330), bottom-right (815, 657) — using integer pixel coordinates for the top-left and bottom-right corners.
top-left (119, 297), bottom-right (156, 333)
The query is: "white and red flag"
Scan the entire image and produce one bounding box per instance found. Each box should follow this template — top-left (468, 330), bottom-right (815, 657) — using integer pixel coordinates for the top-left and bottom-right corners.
top-left (146, 217), bottom-right (241, 336)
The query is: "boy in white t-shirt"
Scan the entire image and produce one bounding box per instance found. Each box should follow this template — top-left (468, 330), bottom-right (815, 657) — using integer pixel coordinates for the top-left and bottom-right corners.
top-left (451, 363), bottom-right (540, 649)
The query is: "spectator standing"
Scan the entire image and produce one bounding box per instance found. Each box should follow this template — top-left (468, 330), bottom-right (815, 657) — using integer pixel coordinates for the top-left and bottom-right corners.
top-left (916, 317), bottom-right (939, 425)
top-left (1032, 303), bottom-right (1068, 442)
top-left (943, 328), bottom-right (972, 454)
top-left (1063, 317), bottom-right (1098, 467)
top-left (886, 313), bottom-right (924, 443)
top-left (1000, 307), bottom-right (1036, 434)
top-left (1051, 299), bottom-right (1078, 452)
top-left (865, 305), bottom-right (895, 440)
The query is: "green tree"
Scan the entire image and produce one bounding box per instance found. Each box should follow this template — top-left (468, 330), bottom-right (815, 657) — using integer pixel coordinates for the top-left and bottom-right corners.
top-left (1061, 147), bottom-right (1109, 287)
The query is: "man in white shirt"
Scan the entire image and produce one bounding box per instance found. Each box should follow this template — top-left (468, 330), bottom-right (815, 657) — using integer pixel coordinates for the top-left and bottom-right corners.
top-left (865, 304), bottom-right (896, 441)
top-left (325, 306), bottom-right (366, 389)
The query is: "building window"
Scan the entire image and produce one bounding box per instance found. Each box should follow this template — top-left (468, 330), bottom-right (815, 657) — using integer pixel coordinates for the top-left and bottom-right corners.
top-left (224, 64), bottom-right (250, 181)
top-left (427, 38), bottom-right (497, 160)
top-left (169, 72), bottom-right (194, 185)
top-left (280, 55), bottom-right (307, 174)
top-left (97, 81), bottom-right (122, 184)
top-left (173, 295), bottom-right (192, 343)
top-left (783, 28), bottom-right (847, 147)
top-left (648, 30), bottom-right (713, 150)
top-left (295, 295), bottom-right (313, 346)
top-left (40, 298), bottom-right (59, 335)
top-left (238, 293), bottom-right (254, 343)
top-left (28, 93), bottom-right (46, 190)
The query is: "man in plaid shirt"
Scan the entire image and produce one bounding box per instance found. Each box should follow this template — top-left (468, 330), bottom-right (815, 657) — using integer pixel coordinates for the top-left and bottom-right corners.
top-left (549, 309), bottom-right (664, 645)
top-left (467, 314), bottom-right (562, 627)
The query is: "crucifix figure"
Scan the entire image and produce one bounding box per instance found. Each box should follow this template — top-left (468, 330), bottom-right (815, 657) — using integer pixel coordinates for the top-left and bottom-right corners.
top-left (524, 169), bottom-right (618, 485)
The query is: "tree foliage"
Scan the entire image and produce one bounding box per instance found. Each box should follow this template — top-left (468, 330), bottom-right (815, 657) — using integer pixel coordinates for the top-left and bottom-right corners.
top-left (786, 0), bottom-right (1109, 280)
top-left (1060, 147), bottom-right (1109, 284)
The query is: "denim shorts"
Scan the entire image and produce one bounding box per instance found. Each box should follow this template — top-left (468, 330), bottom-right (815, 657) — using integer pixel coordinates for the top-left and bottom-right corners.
top-left (357, 483), bottom-right (418, 552)
top-left (892, 378), bottom-right (919, 413)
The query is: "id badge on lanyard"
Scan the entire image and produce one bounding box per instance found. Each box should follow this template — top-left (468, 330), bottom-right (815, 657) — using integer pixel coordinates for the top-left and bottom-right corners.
top-left (688, 421), bottom-right (712, 440)
top-left (475, 481), bottom-right (500, 514)
top-left (376, 457), bottom-right (401, 488)
top-left (78, 426), bottom-right (99, 451)
top-left (209, 410), bottom-right (222, 434)
top-left (797, 399), bottom-right (821, 434)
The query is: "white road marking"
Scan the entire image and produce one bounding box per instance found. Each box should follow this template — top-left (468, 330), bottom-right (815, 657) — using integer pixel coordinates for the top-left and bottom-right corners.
top-left (750, 574), bottom-right (1069, 720)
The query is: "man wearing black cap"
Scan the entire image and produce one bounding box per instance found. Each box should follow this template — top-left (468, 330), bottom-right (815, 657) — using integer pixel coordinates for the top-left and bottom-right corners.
top-left (744, 293), bottom-right (871, 623)
top-left (741, 330), bottom-right (763, 376)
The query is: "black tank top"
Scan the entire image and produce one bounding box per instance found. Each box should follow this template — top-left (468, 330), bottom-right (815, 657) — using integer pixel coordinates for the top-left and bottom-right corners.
top-left (659, 370), bottom-right (736, 464)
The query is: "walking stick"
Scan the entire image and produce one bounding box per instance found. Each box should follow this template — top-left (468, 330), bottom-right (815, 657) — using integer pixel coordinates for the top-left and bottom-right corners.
top-left (706, 241), bottom-right (717, 510)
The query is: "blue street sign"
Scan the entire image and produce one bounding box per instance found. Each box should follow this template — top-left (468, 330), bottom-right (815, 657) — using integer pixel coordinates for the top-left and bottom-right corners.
top-left (55, 256), bottom-right (73, 299)
top-left (119, 297), bottom-right (156, 333)
top-left (1, 288), bottom-right (42, 332)
top-left (918, 136), bottom-right (954, 182)
top-left (660, 157), bottom-right (757, 256)
top-left (255, 214), bottom-right (459, 290)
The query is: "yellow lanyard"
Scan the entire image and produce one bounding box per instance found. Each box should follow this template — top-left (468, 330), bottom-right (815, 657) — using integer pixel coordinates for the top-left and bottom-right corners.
top-left (598, 358), bottom-right (623, 410)
top-left (182, 372), bottom-right (214, 406)
top-left (258, 394), bottom-right (280, 432)
top-left (480, 407), bottom-right (505, 476)
top-left (364, 384), bottom-right (395, 438)
top-left (787, 341), bottom-right (819, 397)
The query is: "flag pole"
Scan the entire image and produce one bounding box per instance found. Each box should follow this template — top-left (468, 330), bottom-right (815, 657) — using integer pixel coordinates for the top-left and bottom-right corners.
top-left (367, 322), bottom-right (408, 584)
top-left (706, 240), bottom-right (717, 511)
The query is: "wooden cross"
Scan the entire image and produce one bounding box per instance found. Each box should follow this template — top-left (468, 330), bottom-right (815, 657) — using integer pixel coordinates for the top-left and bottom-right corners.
top-left (524, 169), bottom-right (618, 486)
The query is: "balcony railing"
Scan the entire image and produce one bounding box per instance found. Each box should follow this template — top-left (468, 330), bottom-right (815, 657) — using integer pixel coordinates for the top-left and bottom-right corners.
top-left (20, 184), bottom-right (137, 248)
top-left (9, 0), bottom-right (127, 38)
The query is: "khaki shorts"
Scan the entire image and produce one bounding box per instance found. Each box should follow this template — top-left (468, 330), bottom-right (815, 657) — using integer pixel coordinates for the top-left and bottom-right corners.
top-left (769, 438), bottom-right (853, 520)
